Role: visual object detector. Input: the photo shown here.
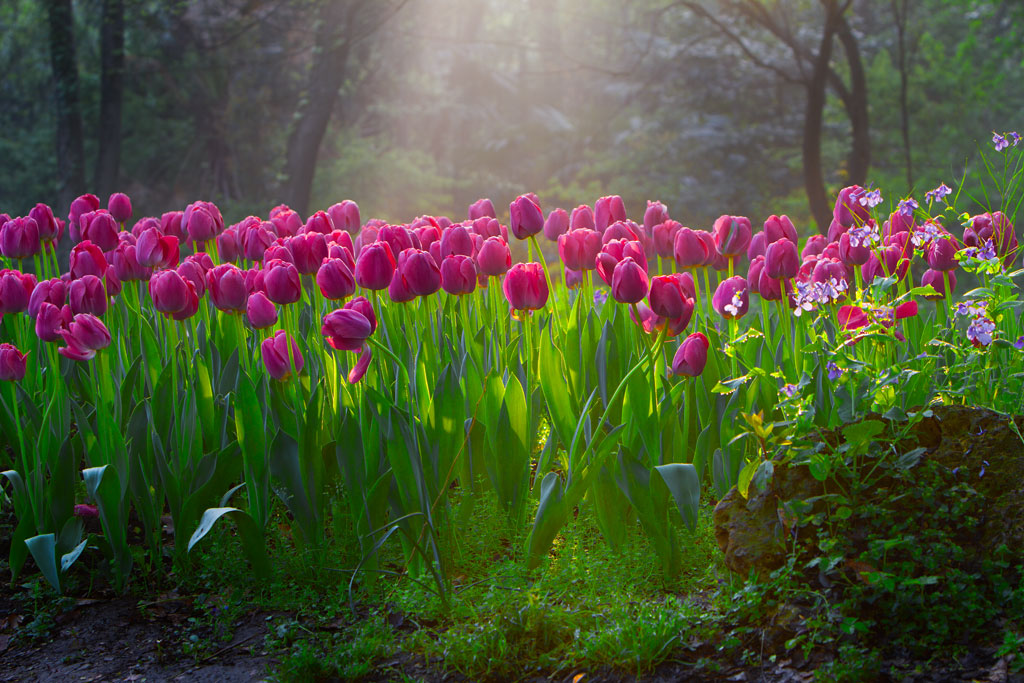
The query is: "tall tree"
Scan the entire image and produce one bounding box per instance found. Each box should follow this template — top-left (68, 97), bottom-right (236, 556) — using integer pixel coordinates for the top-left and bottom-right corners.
top-left (45, 0), bottom-right (86, 213)
top-left (282, 0), bottom-right (410, 216)
top-left (94, 0), bottom-right (125, 198)
top-left (676, 0), bottom-right (865, 231)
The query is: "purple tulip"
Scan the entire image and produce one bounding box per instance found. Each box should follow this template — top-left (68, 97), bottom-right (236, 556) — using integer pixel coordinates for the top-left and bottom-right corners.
top-left (328, 200), bottom-right (361, 232)
top-left (764, 238), bottom-right (799, 279)
top-left (80, 211), bottom-right (120, 252)
top-left (246, 291), bottom-right (278, 329)
top-left (440, 255), bottom-right (477, 295)
top-left (596, 239), bottom-right (647, 286)
top-left (207, 264), bottom-right (248, 312)
top-left (652, 220), bottom-right (682, 259)
top-left (712, 215), bottom-right (752, 257)
top-left (558, 229), bottom-right (602, 272)
top-left (28, 204), bottom-right (62, 243)
top-left (68, 275), bottom-right (107, 316)
top-left (0, 217), bottom-right (40, 260)
top-left (108, 193), bottom-right (132, 224)
top-left (926, 235), bottom-right (960, 271)
top-left (712, 276), bottom-right (749, 319)
top-left (671, 333), bottom-right (709, 377)
top-left (570, 205), bottom-right (596, 231)
top-left (35, 302), bottom-right (71, 342)
top-left (649, 273), bottom-right (695, 319)
top-left (355, 241), bottom-right (396, 290)
top-left (263, 259), bottom-right (302, 305)
top-left (439, 225), bottom-right (475, 259)
top-left (261, 330), bottom-right (304, 381)
top-left (509, 195), bottom-right (544, 240)
top-left (763, 215), bottom-right (797, 245)
top-left (396, 249), bottom-right (441, 297)
top-left (317, 258), bottom-right (356, 301)
top-left (476, 236), bottom-right (512, 277)
top-left (59, 314), bottom-right (111, 361)
top-left (610, 257), bottom-right (649, 304)
top-left (0, 343), bottom-right (28, 381)
top-left (833, 185), bottom-right (871, 227)
top-left (149, 269), bottom-right (192, 314)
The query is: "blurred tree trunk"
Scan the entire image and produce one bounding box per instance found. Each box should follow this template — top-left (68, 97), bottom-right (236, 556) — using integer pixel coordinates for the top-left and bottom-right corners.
top-left (45, 0), bottom-right (86, 214)
top-left (803, 2), bottom-right (841, 232)
top-left (891, 0), bottom-right (913, 190)
top-left (94, 0), bottom-right (125, 198)
top-left (836, 14), bottom-right (870, 189)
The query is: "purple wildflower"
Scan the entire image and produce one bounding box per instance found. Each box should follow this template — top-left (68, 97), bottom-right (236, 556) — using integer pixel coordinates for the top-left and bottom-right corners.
top-left (980, 460), bottom-right (989, 478)
top-left (911, 221), bottom-right (944, 248)
top-left (993, 132), bottom-right (1010, 152)
top-left (897, 198), bottom-right (919, 216)
top-left (954, 300), bottom-right (987, 318)
top-left (781, 383), bottom-right (798, 398)
top-left (593, 289), bottom-right (608, 306)
top-left (1010, 131), bottom-right (1022, 147)
top-left (826, 361), bottom-right (842, 381)
top-left (1013, 335), bottom-right (1024, 351)
top-left (848, 223), bottom-right (880, 248)
top-left (966, 316), bottom-right (996, 346)
top-left (925, 183), bottom-right (952, 203)
top-left (859, 189), bottom-right (883, 208)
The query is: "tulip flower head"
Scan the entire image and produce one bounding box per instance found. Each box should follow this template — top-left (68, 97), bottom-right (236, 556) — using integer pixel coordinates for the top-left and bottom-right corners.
top-left (509, 195), bottom-right (544, 240)
top-left (594, 195), bottom-right (627, 232)
top-left (0, 217), bottom-right (41, 260)
top-left (503, 262), bottom-right (548, 313)
top-left (108, 193), bottom-right (132, 224)
top-left (671, 332), bottom-right (709, 377)
top-left (59, 314), bottom-right (112, 361)
top-left (712, 215), bottom-right (752, 257)
top-left (543, 208), bottom-right (570, 242)
top-left (440, 254), bottom-right (478, 295)
top-left (246, 291), bottom-right (278, 329)
top-left (0, 343), bottom-right (28, 381)
top-left (468, 198), bottom-right (497, 221)
top-left (328, 200), bottom-right (361, 232)
top-left (558, 229), bottom-right (602, 272)
top-left (610, 257), bottom-right (650, 304)
top-left (712, 276), bottom-right (749, 319)
top-left (476, 236), bottom-right (512, 277)
top-left (261, 330), bottom-right (304, 381)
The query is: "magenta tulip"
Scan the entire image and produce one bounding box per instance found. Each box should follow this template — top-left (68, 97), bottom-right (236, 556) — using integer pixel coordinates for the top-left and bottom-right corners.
top-left (354, 241), bottom-right (396, 290)
top-left (570, 205), bottom-right (596, 231)
top-left (503, 262), bottom-right (548, 311)
top-left (80, 211), bottom-right (119, 252)
top-left (29, 204), bottom-right (62, 244)
top-left (108, 193), bottom-right (132, 224)
top-left (594, 195), bottom-right (626, 232)
top-left (328, 200), bottom-right (361, 232)
top-left (290, 232), bottom-right (328, 275)
top-left (509, 195), bottom-right (544, 240)
top-left (0, 344), bottom-right (27, 381)
top-left (0, 217), bottom-right (40, 260)
top-left (69, 194), bottom-right (101, 241)
top-left (921, 269), bottom-right (956, 299)
top-left (322, 308), bottom-right (373, 352)
top-left (217, 227), bottom-right (240, 263)
top-left (558, 229), bottom-right (602, 272)
top-left (652, 220), bottom-right (682, 259)
top-left (149, 270), bottom-right (191, 314)
top-left (764, 238), bottom-right (799, 279)
top-left (35, 302), bottom-right (71, 343)
top-left (596, 239), bottom-right (647, 286)
top-left (0, 270), bottom-right (34, 314)
top-left (610, 258), bottom-right (649, 304)
top-left (185, 205), bottom-right (217, 244)
top-left (712, 215), bottom-right (752, 257)
top-left (643, 201), bottom-right (670, 232)
top-left (439, 225), bottom-right (475, 259)
top-left (261, 330), bottom-right (304, 380)
top-left (649, 273), bottom-right (695, 319)
top-left (926, 235), bottom-right (960, 271)
top-left (673, 228), bottom-right (710, 269)
top-left (476, 236), bottom-right (512, 277)
top-left (543, 208), bottom-right (570, 241)
top-left (246, 291), bottom-right (278, 329)
top-left (763, 215), bottom-right (797, 245)
top-left (833, 186), bottom-right (871, 227)
top-left (28, 279), bottom-right (67, 318)
top-left (59, 314), bottom-right (111, 361)
top-left (747, 255), bottom-right (765, 295)
top-left (440, 255), bottom-right (477, 295)
top-left (207, 264), bottom-right (248, 312)
top-left (68, 275), bottom-right (107, 316)
top-left (712, 276), bottom-right (749, 319)
top-left (802, 234), bottom-right (828, 260)
top-left (468, 198), bottom-right (497, 221)
top-left (263, 259), bottom-right (302, 305)
top-left (136, 227), bottom-right (180, 269)
top-left (671, 333), bottom-right (709, 377)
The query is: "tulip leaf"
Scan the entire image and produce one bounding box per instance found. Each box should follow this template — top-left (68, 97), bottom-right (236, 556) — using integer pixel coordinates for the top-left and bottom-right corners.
top-left (118, 354), bottom-right (143, 430)
top-left (187, 507), bottom-right (271, 579)
top-left (195, 356), bottom-right (217, 449)
top-left (538, 326), bottom-right (578, 450)
top-left (654, 463), bottom-right (701, 532)
top-left (590, 462), bottom-right (632, 550)
top-left (82, 465), bottom-right (132, 589)
top-left (525, 472), bottom-right (568, 570)
top-left (25, 534), bottom-right (60, 593)
top-left (270, 429), bottom-right (318, 543)
top-left (60, 537), bottom-right (88, 574)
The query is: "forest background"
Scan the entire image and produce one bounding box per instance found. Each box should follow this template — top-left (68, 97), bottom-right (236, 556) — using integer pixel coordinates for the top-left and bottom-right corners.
top-left (3, 0), bottom-right (1022, 235)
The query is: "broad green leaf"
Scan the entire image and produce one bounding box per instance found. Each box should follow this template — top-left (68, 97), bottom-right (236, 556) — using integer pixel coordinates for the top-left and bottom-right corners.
top-left (654, 463), bottom-right (700, 531)
top-left (25, 534), bottom-right (60, 593)
top-left (187, 507), bottom-right (271, 579)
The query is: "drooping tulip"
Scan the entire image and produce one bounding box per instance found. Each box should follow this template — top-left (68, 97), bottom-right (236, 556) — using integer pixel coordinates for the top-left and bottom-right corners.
top-left (0, 343), bottom-right (28, 381)
top-left (503, 262), bottom-right (548, 311)
top-left (509, 195), bottom-right (544, 240)
top-left (671, 333), bottom-right (709, 377)
top-left (322, 307), bottom-right (373, 351)
top-left (261, 330), bottom-right (304, 380)
top-left (712, 276), bottom-right (749, 319)
top-left (35, 302), bottom-right (71, 342)
top-left (58, 313), bottom-right (111, 361)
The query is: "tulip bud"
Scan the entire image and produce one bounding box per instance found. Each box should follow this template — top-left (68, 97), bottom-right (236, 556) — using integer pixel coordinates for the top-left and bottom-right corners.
top-left (610, 258), bottom-right (649, 304)
top-left (263, 259), bottom-right (302, 305)
top-left (439, 225), bottom-right (475, 259)
top-left (712, 215), bottom-right (752, 257)
top-left (509, 195), bottom-right (544, 240)
top-left (0, 217), bottom-right (40, 260)
top-left (671, 333), bottom-right (709, 377)
top-left (303, 210), bottom-right (335, 235)
top-left (649, 273), bottom-right (694, 319)
top-left (207, 264), bottom-right (248, 312)
top-left (833, 185), bottom-right (871, 227)
top-left (290, 232), bottom-right (329, 275)
top-left (596, 239), bottom-right (647, 286)
top-left (108, 193), bottom-right (132, 224)
top-left (763, 215), bottom-right (797, 245)
top-left (921, 269), bottom-right (956, 300)
top-left (712, 276), bottom-right (749, 319)
top-left (69, 194), bottom-right (101, 241)
top-left (185, 205), bottom-right (217, 244)
top-left (354, 242), bottom-right (396, 290)
top-left (440, 255), bottom-right (478, 295)
top-left (477, 236), bottom-right (512, 277)
top-left (80, 211), bottom-right (119, 252)
top-left (643, 201), bottom-right (670, 232)
top-left (261, 330), bottom-right (304, 380)
top-left (673, 228), bottom-right (710, 269)
top-left (397, 249), bottom-right (441, 297)
top-left (764, 238), bottom-right (799, 279)
top-left (652, 220), bottom-right (682, 259)
top-left (270, 207), bottom-right (302, 238)
top-left (468, 198), bottom-right (497, 221)
top-left (570, 205), bottom-right (596, 231)
top-left (246, 291), bottom-right (278, 329)
top-left (0, 343), bottom-right (28, 381)
top-left (29, 204), bottom-right (62, 243)
top-left (317, 258), bottom-right (356, 301)
top-left (557, 229), bottom-right (602, 272)
top-left (503, 262), bottom-right (549, 311)
top-left (69, 275), bottom-right (108, 316)
top-left (543, 208), bottom-right (570, 242)
top-left (926, 235), bottom-right (960, 271)
top-left (594, 195), bottom-right (627, 232)
top-left (802, 234), bottom-right (828, 260)
top-left (328, 200), bottom-right (361, 232)
top-left (149, 269), bottom-right (191, 314)
top-left (217, 227), bottom-right (240, 263)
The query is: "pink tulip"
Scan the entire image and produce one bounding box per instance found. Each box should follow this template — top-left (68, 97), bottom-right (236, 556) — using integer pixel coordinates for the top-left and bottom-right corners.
top-left (217, 227), bottom-right (240, 263)
top-left (503, 262), bottom-right (548, 311)
top-left (596, 239), bottom-right (647, 286)
top-left (570, 205), bottom-right (596, 231)
top-left (112, 243), bottom-right (150, 282)
top-left (317, 258), bottom-right (356, 301)
top-left (649, 273), bottom-right (695, 319)
top-left (328, 200), bottom-right (361, 232)
top-left (207, 264), bottom-right (248, 312)
top-left (610, 258), bottom-right (649, 304)
top-left (440, 255), bottom-right (477, 295)
top-left (764, 238), bottom-right (799, 279)
top-left (652, 220), bottom-right (682, 259)
top-left (509, 195), bottom-right (544, 240)
top-left (35, 302), bottom-right (71, 342)
top-left (763, 215), bottom-right (797, 245)
top-left (290, 232), bottom-right (328, 275)
top-left (68, 194), bottom-right (100, 241)
top-left (594, 195), bottom-right (626, 232)
top-left (59, 314), bottom-right (111, 361)
top-left (354, 241), bottom-right (396, 290)
top-left (476, 236), bottom-right (512, 276)
top-left (558, 229), bottom-right (602, 272)
top-left (673, 228), bottom-right (711, 269)
top-left (833, 185), bottom-right (871, 227)
top-left (246, 291), bottom-right (277, 329)
top-left (149, 270), bottom-right (192, 314)
top-left (29, 204), bottom-right (62, 244)
top-left (322, 308), bottom-right (373, 352)
top-left (543, 208), bottom-right (570, 241)
top-left (712, 276), bottom-right (749, 319)
top-left (80, 211), bottom-right (120, 252)
top-left (263, 259), bottom-right (302, 305)
top-left (439, 225), bottom-right (475, 259)
top-left (921, 269), bottom-right (956, 299)
top-left (468, 198), bottom-right (497, 221)
top-left (136, 227), bottom-right (180, 269)
top-left (108, 193), bottom-right (132, 224)
top-left (261, 330), bottom-right (304, 380)
top-left (68, 275), bottom-right (108, 316)
top-left (0, 217), bottom-right (41, 260)
top-left (712, 215), bottom-right (752, 257)
top-left (396, 249), bottom-right (441, 297)
top-left (643, 201), bottom-right (670, 232)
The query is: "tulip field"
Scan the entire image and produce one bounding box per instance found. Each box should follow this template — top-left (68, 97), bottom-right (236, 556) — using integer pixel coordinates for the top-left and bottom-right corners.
top-left (1, 133), bottom-right (1024, 676)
